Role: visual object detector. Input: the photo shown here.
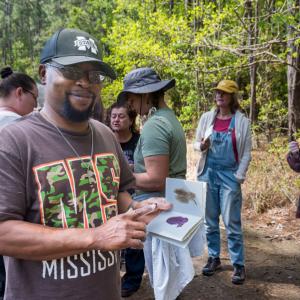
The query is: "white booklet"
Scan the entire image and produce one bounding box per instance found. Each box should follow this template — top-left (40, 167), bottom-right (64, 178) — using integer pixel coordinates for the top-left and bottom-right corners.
top-left (147, 178), bottom-right (206, 248)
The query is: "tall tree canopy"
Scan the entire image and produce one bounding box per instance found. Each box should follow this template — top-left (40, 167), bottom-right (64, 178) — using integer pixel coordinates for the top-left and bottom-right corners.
top-left (1, 0), bottom-right (299, 135)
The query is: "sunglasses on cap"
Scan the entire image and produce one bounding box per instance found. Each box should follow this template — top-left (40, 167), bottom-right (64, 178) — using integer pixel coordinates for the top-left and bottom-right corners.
top-left (46, 62), bottom-right (106, 84)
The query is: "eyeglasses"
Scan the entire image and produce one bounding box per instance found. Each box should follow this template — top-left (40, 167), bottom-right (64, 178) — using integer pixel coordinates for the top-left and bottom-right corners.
top-left (46, 62), bottom-right (106, 84)
top-left (23, 88), bottom-right (38, 107)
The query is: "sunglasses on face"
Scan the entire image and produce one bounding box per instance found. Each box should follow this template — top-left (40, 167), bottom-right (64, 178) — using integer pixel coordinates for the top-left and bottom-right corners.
top-left (46, 62), bottom-right (106, 84)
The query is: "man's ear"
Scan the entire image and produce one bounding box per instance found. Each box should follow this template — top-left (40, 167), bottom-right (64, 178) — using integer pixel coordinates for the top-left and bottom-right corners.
top-left (39, 64), bottom-right (47, 85)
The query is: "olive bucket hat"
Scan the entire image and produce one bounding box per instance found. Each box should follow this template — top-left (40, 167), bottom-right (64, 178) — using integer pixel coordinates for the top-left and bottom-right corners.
top-left (117, 67), bottom-right (175, 103)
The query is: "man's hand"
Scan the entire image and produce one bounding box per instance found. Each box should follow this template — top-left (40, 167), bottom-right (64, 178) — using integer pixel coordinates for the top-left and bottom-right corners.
top-left (134, 197), bottom-right (172, 224)
top-left (91, 208), bottom-right (150, 251)
top-left (89, 198), bottom-right (171, 252)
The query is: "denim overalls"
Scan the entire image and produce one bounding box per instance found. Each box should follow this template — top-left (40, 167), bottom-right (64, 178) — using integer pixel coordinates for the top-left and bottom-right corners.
top-left (198, 115), bottom-right (244, 266)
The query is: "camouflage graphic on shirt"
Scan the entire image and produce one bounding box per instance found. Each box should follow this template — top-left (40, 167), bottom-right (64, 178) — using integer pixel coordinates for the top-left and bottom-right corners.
top-left (33, 153), bottom-right (120, 228)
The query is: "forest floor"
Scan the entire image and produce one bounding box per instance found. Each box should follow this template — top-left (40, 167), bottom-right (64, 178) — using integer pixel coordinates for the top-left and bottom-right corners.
top-left (125, 205), bottom-right (300, 300)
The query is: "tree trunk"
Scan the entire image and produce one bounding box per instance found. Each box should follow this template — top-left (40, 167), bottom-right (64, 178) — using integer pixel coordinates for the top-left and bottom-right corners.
top-left (169, 0), bottom-right (174, 13)
top-left (287, 0), bottom-right (300, 139)
top-left (4, 0), bottom-right (13, 65)
top-left (245, 0), bottom-right (258, 124)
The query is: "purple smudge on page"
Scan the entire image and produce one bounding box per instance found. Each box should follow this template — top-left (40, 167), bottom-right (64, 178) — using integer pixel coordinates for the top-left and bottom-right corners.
top-left (166, 216), bottom-right (188, 227)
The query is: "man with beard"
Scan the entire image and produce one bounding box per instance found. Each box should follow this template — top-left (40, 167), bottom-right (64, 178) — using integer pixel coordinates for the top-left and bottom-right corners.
top-left (0, 28), bottom-right (170, 300)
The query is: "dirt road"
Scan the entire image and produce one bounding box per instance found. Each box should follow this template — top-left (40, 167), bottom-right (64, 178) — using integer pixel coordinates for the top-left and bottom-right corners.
top-left (127, 208), bottom-right (300, 300)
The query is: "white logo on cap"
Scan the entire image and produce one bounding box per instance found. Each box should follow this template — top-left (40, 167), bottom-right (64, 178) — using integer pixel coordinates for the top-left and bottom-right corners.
top-left (74, 36), bottom-right (98, 54)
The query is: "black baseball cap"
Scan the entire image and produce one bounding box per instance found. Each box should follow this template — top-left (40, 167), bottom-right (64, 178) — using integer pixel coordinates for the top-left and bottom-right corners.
top-left (40, 28), bottom-right (116, 79)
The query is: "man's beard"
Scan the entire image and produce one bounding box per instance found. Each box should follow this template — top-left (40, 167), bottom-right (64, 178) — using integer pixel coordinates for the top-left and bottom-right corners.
top-left (61, 93), bottom-right (95, 122)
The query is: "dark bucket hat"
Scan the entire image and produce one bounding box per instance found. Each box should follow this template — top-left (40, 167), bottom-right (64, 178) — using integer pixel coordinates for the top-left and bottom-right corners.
top-left (40, 28), bottom-right (116, 79)
top-left (117, 67), bottom-right (175, 103)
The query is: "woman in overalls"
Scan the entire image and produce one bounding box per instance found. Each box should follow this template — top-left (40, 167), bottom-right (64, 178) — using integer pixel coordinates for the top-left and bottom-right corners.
top-left (194, 80), bottom-right (252, 284)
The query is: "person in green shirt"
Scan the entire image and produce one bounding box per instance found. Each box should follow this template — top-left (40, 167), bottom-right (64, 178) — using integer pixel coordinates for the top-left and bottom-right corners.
top-left (117, 67), bottom-right (192, 300)
top-left (118, 68), bottom-right (186, 194)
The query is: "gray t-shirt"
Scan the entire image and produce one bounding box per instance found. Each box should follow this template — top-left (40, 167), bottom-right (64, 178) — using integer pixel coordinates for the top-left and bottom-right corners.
top-left (0, 112), bottom-right (135, 300)
top-left (0, 110), bottom-right (21, 128)
top-left (134, 108), bottom-right (187, 195)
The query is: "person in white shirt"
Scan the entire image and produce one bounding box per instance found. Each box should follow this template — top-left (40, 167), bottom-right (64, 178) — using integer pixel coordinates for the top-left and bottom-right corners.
top-left (0, 66), bottom-right (38, 298)
top-left (0, 66), bottom-right (38, 128)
